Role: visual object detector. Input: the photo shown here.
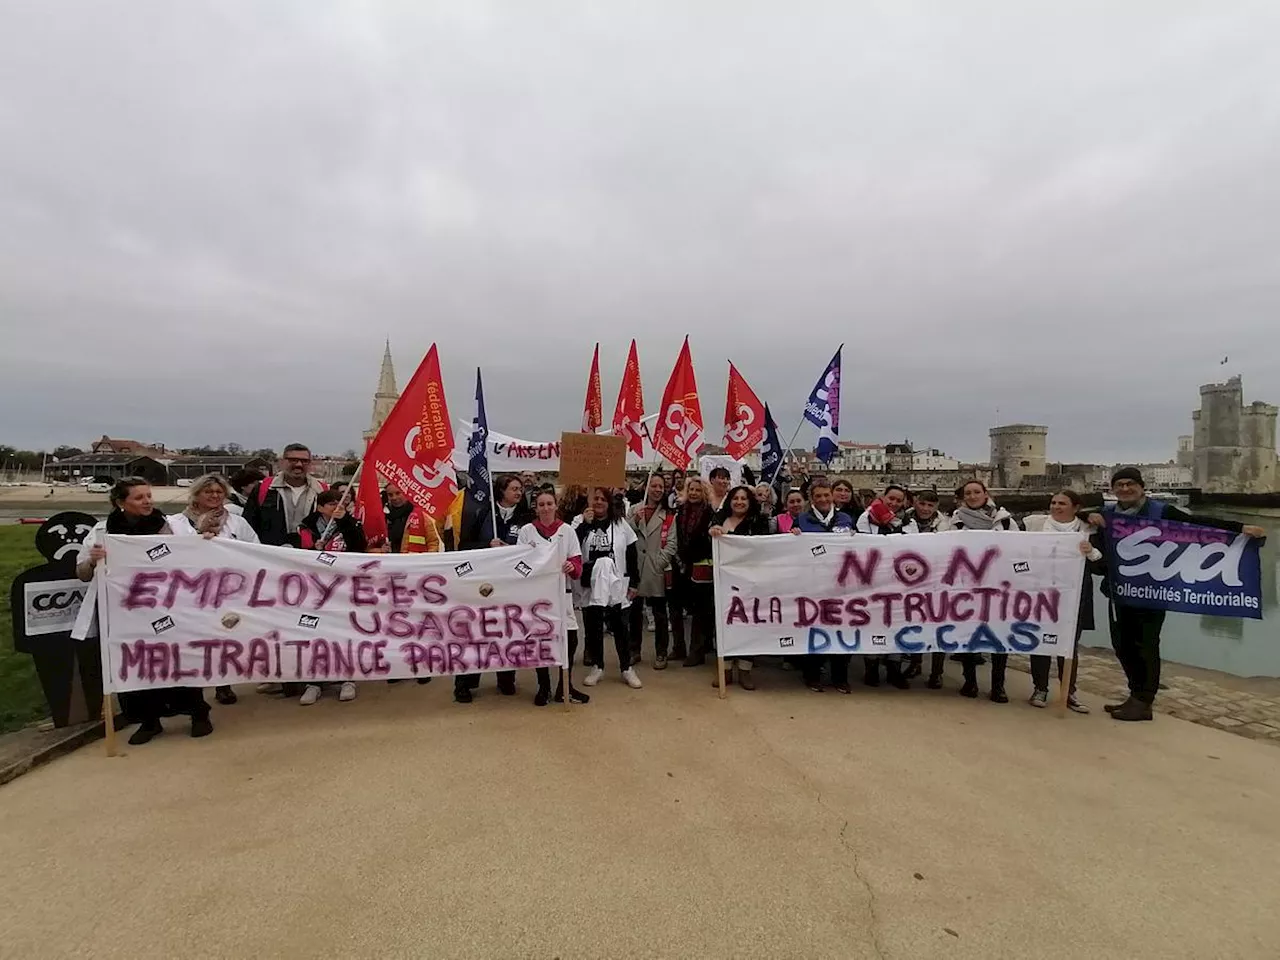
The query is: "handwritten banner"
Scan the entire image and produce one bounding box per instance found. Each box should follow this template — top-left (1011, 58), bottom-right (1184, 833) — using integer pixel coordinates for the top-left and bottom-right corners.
top-left (99, 537), bottom-right (569, 692)
top-left (1105, 515), bottom-right (1264, 619)
top-left (450, 424), bottom-right (656, 473)
top-left (712, 532), bottom-right (1085, 658)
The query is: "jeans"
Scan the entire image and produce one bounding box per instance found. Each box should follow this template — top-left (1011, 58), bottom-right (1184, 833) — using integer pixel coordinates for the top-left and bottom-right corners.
top-left (1109, 604), bottom-right (1166, 704)
top-left (1030, 626), bottom-right (1082, 695)
top-left (628, 596), bottom-right (670, 661)
top-left (583, 605), bottom-right (630, 673)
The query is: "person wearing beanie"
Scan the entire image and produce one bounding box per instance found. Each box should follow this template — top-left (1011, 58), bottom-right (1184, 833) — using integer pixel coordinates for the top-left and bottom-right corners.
top-left (1088, 467), bottom-right (1265, 721)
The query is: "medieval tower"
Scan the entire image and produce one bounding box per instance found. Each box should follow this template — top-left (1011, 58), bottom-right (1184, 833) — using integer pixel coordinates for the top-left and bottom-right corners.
top-left (989, 424), bottom-right (1048, 489)
top-left (363, 340), bottom-right (400, 444)
top-left (1192, 375), bottom-right (1277, 493)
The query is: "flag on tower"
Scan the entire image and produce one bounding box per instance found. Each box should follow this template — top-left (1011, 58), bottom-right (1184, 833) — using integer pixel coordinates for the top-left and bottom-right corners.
top-left (804, 346), bottom-right (842, 465)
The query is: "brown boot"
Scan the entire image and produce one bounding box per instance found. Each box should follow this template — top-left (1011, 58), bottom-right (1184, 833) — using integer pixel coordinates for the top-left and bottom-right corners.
top-left (738, 666), bottom-right (756, 691)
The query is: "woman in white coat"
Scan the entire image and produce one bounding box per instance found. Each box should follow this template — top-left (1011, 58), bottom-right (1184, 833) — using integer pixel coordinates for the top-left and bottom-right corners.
top-left (168, 474), bottom-right (259, 704)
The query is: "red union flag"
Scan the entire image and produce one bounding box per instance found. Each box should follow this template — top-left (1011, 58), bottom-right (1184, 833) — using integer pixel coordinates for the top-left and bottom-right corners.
top-left (723, 362), bottom-right (766, 460)
top-left (582, 343), bottom-right (603, 433)
top-left (652, 337), bottom-right (703, 470)
top-left (366, 344), bottom-right (458, 518)
top-left (611, 339), bottom-right (646, 457)
top-left (354, 464), bottom-right (389, 547)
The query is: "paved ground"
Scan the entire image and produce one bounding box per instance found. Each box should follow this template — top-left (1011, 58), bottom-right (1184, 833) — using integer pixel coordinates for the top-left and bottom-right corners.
top-left (1013, 646), bottom-right (1280, 745)
top-left (2, 657), bottom-right (1279, 960)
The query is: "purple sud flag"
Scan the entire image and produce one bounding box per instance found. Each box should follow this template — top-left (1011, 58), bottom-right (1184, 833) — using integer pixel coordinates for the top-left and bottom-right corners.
top-left (466, 368), bottom-right (491, 506)
top-left (803, 346), bottom-right (842, 464)
top-left (1104, 512), bottom-right (1264, 619)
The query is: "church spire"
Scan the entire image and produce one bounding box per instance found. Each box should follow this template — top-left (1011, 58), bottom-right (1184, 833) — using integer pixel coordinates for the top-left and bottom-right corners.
top-left (376, 338), bottom-right (397, 397)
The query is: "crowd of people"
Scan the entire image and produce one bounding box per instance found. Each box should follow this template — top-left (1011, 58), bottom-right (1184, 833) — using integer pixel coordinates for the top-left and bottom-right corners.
top-left (75, 445), bottom-right (1266, 746)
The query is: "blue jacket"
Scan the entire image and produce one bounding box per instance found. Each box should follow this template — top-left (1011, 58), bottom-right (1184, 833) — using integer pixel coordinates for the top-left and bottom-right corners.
top-left (793, 508), bottom-right (854, 533)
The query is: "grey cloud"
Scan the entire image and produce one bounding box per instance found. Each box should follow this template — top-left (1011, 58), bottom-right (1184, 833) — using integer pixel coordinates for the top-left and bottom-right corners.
top-left (2, 1), bottom-right (1278, 464)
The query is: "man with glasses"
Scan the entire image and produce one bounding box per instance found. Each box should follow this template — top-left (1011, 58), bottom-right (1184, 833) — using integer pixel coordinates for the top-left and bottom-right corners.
top-left (243, 443), bottom-right (329, 546)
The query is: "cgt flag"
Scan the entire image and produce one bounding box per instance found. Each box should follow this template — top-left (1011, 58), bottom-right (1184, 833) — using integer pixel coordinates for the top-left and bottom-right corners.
top-left (723, 362), bottom-right (766, 460)
top-left (582, 343), bottom-right (603, 433)
top-left (804, 346), bottom-right (842, 464)
top-left (652, 336), bottom-right (704, 470)
top-left (367, 344), bottom-right (458, 519)
top-left (354, 464), bottom-right (388, 548)
top-left (612, 339), bottom-right (646, 457)
top-left (466, 367), bottom-right (492, 506)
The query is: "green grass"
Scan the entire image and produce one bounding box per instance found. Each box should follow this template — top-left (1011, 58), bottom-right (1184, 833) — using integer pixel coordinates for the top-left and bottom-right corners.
top-left (1, 525), bottom-right (51, 732)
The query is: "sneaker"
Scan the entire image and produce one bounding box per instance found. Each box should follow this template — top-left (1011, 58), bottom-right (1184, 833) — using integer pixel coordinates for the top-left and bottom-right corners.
top-left (1029, 689), bottom-right (1048, 708)
top-left (190, 715), bottom-right (213, 738)
top-left (256, 683), bottom-right (282, 695)
top-left (621, 667), bottom-right (643, 689)
top-left (338, 682), bottom-right (357, 702)
top-left (654, 656), bottom-right (668, 671)
top-left (554, 686), bottom-right (591, 704)
top-left (299, 684), bottom-right (322, 706)
top-left (1067, 695), bottom-right (1090, 715)
top-left (128, 720), bottom-right (163, 745)
top-left (582, 666), bottom-right (604, 687)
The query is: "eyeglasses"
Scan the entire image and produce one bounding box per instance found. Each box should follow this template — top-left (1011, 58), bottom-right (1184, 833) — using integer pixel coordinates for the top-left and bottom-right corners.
top-left (285, 457), bottom-right (311, 465)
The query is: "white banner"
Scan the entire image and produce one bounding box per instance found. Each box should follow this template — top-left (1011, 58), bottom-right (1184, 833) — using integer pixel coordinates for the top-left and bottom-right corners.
top-left (713, 532), bottom-right (1085, 658)
top-left (451, 417), bottom-right (663, 473)
top-left (100, 536), bottom-right (569, 692)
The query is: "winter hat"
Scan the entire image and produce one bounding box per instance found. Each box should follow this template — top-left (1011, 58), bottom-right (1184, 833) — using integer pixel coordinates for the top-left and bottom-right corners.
top-left (1110, 466), bottom-right (1145, 488)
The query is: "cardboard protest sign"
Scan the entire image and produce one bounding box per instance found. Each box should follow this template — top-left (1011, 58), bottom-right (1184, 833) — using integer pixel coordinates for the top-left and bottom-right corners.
top-left (713, 532), bottom-right (1085, 658)
top-left (558, 432), bottom-right (627, 489)
top-left (99, 537), bottom-right (569, 692)
top-left (1105, 514), bottom-right (1264, 619)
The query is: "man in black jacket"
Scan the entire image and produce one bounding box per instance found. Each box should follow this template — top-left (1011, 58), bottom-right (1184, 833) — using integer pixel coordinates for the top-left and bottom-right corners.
top-left (1090, 467), bottom-right (1265, 722)
top-left (242, 443), bottom-right (328, 546)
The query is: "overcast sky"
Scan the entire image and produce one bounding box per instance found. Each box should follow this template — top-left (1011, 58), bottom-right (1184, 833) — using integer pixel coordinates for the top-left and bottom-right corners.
top-left (2, 2), bottom-right (1278, 464)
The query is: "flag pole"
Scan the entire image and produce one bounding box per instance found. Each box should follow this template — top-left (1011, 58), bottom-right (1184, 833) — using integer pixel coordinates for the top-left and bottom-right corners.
top-left (768, 420), bottom-right (806, 487)
top-left (317, 460), bottom-right (362, 549)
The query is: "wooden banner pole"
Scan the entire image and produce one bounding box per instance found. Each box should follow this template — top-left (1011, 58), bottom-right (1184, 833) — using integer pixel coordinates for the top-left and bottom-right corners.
top-left (562, 666), bottom-right (571, 713)
top-left (717, 655), bottom-right (727, 700)
top-left (1058, 656), bottom-right (1072, 717)
top-left (102, 694), bottom-right (117, 757)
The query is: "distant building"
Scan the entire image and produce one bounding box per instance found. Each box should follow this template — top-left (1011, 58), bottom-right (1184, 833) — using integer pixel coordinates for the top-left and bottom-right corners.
top-left (1176, 435), bottom-right (1194, 470)
top-left (989, 424), bottom-right (1047, 489)
top-left (1191, 375), bottom-right (1277, 494)
top-left (1130, 461), bottom-right (1192, 489)
top-left (837, 441), bottom-right (887, 473)
top-left (912, 448), bottom-right (958, 472)
top-left (90, 435), bottom-right (166, 456)
top-left (363, 340), bottom-right (400, 445)
top-left (885, 442), bottom-right (914, 474)
top-left (52, 453), bottom-right (169, 486)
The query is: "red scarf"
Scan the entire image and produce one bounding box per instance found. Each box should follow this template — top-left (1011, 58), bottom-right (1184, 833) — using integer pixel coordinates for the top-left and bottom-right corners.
top-left (533, 519), bottom-right (563, 538)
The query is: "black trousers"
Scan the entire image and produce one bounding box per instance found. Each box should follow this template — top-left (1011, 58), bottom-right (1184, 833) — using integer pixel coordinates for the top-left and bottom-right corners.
top-left (802, 654), bottom-right (850, 688)
top-left (685, 583), bottom-right (716, 657)
top-left (537, 629), bottom-right (580, 693)
top-left (583, 605), bottom-right (630, 672)
top-left (1109, 604), bottom-right (1166, 704)
top-left (120, 687), bottom-right (209, 726)
top-left (910, 652), bottom-right (947, 678)
top-left (1031, 626), bottom-right (1082, 695)
top-left (628, 596), bottom-right (671, 661)
top-left (454, 671), bottom-right (516, 695)
top-left (667, 580), bottom-right (687, 657)
top-left (961, 653), bottom-right (1008, 689)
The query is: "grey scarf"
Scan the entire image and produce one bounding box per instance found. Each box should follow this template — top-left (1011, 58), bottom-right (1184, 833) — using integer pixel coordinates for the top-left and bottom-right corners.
top-left (953, 503), bottom-right (998, 530)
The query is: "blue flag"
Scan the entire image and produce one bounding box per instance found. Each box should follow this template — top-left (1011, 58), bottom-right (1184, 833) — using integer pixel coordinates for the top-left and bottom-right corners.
top-left (466, 368), bottom-right (491, 505)
top-left (1104, 511), bottom-right (1264, 619)
top-left (761, 403), bottom-right (784, 483)
top-left (803, 346), bottom-right (842, 464)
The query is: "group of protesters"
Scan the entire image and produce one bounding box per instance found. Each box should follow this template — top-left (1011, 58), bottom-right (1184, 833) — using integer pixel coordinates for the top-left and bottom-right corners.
top-left (75, 444), bottom-right (1265, 746)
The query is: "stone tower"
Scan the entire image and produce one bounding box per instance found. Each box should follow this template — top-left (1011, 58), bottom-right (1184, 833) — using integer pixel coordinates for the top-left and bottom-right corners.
top-left (989, 424), bottom-right (1048, 489)
top-left (1192, 376), bottom-right (1277, 493)
top-left (363, 340), bottom-right (400, 444)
